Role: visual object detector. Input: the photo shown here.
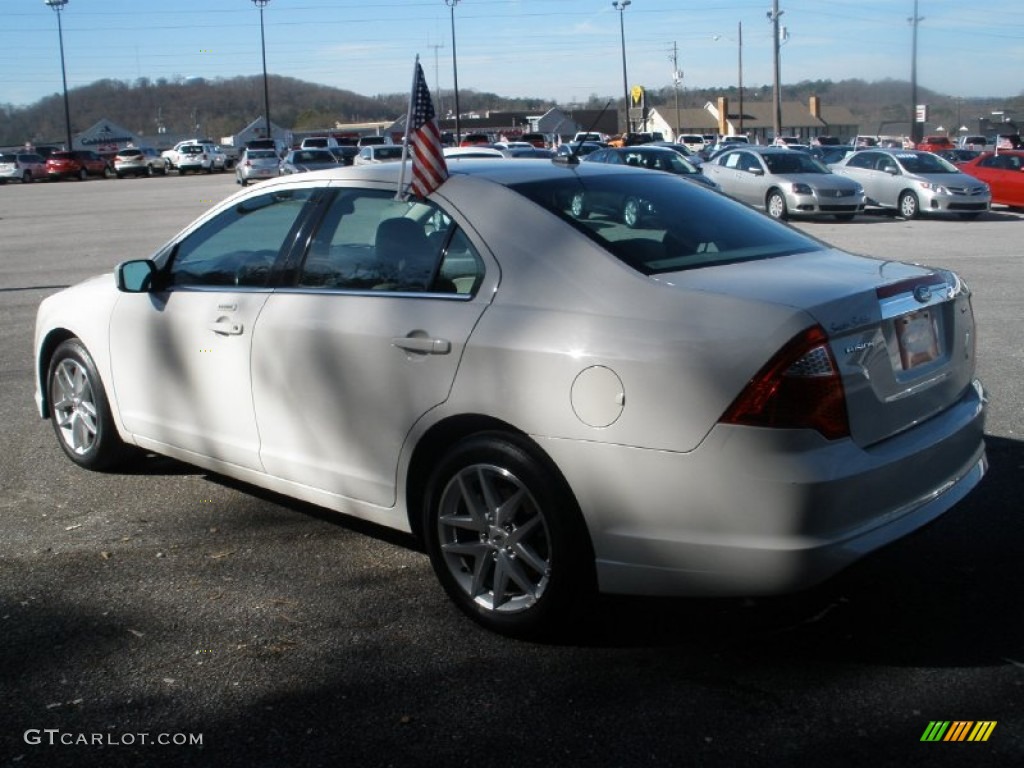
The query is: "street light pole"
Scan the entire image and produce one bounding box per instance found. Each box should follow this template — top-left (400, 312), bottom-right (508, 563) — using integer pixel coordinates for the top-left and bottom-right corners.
top-left (613, 0), bottom-right (631, 134)
top-left (445, 0), bottom-right (461, 143)
top-left (44, 0), bottom-right (73, 151)
top-left (252, 0), bottom-right (272, 141)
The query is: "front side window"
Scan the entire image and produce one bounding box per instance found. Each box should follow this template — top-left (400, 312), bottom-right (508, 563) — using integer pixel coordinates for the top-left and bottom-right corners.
top-left (297, 189), bottom-right (483, 295)
top-left (166, 188), bottom-right (316, 288)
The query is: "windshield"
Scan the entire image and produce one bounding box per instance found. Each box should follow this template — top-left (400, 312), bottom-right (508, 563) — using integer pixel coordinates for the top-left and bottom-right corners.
top-left (894, 152), bottom-right (959, 174)
top-left (763, 152), bottom-right (828, 174)
top-left (509, 173), bottom-right (823, 275)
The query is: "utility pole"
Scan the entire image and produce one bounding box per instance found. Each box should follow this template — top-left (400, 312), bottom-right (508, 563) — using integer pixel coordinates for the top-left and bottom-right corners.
top-left (909, 0), bottom-right (924, 144)
top-left (768, 0), bottom-right (783, 140)
top-left (737, 21), bottom-right (744, 136)
top-left (669, 41), bottom-right (682, 139)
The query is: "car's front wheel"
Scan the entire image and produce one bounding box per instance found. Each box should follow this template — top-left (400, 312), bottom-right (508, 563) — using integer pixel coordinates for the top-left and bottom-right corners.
top-left (898, 191), bottom-right (919, 219)
top-left (47, 339), bottom-right (132, 471)
top-left (767, 190), bottom-right (788, 219)
top-left (423, 433), bottom-right (593, 638)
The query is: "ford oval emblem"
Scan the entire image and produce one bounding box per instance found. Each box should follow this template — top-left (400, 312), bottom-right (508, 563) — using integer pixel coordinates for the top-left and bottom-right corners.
top-left (913, 284), bottom-right (933, 304)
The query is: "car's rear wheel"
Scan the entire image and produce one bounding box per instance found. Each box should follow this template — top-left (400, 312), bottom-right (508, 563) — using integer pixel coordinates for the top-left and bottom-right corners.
top-left (78, 168), bottom-right (87, 181)
top-left (423, 433), bottom-right (593, 639)
top-left (898, 191), bottom-right (919, 219)
top-left (622, 197), bottom-right (642, 228)
top-left (47, 339), bottom-right (132, 471)
top-left (22, 171), bottom-right (32, 184)
top-left (767, 190), bottom-right (788, 219)
top-left (570, 192), bottom-right (589, 219)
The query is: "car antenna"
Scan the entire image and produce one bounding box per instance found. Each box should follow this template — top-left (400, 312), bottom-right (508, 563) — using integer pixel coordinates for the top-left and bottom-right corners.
top-left (554, 100), bottom-right (612, 166)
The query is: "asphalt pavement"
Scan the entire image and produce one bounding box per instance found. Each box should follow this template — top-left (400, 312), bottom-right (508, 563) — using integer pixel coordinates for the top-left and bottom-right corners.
top-left (1, 174), bottom-right (1021, 767)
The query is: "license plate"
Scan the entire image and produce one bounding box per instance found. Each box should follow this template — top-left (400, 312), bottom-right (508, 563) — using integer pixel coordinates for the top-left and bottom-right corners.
top-left (895, 309), bottom-right (940, 369)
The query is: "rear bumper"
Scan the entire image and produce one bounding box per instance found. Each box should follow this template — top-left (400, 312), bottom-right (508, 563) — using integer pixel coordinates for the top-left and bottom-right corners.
top-left (540, 379), bottom-right (987, 597)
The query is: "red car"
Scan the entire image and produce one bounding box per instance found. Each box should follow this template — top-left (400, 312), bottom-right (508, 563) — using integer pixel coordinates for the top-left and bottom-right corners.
top-left (916, 135), bottom-right (954, 152)
top-left (958, 150), bottom-right (1024, 208)
top-left (45, 150), bottom-right (111, 181)
top-left (459, 133), bottom-right (491, 147)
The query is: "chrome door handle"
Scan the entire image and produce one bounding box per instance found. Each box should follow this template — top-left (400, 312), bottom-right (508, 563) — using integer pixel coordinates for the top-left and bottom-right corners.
top-left (209, 320), bottom-right (243, 335)
top-left (392, 336), bottom-right (451, 354)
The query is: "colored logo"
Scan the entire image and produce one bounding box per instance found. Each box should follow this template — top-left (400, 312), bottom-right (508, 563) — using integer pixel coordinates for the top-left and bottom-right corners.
top-left (921, 721), bottom-right (996, 742)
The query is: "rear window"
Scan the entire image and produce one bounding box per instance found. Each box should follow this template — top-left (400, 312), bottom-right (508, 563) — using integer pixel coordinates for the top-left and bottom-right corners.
top-left (508, 173), bottom-right (822, 275)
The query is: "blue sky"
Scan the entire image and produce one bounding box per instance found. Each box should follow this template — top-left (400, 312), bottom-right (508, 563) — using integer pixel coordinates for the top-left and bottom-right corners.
top-left (3, 0), bottom-right (1022, 110)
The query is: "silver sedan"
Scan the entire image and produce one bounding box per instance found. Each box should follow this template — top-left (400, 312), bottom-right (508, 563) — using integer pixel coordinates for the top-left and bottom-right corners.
top-left (831, 148), bottom-right (991, 219)
top-left (703, 147), bottom-right (866, 220)
top-left (33, 160), bottom-right (986, 638)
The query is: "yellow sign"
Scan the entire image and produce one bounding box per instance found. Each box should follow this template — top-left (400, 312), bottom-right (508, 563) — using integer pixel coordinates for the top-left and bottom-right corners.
top-left (630, 86), bottom-right (645, 107)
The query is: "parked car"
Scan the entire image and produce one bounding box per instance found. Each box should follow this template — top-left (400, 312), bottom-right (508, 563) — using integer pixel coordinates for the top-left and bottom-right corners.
top-left (45, 150), bottom-right (111, 180)
top-left (702, 146), bottom-right (865, 220)
top-left (916, 135), bottom-right (954, 152)
top-left (234, 148), bottom-right (281, 186)
top-left (459, 133), bottom-right (491, 147)
top-left (245, 138), bottom-right (287, 157)
top-left (174, 144), bottom-right (226, 175)
top-left (554, 142), bottom-right (606, 159)
top-left (279, 148), bottom-right (339, 174)
top-left (958, 135), bottom-right (988, 151)
top-left (935, 148), bottom-right (980, 165)
top-left (443, 147), bottom-right (506, 159)
top-left (501, 147), bottom-right (555, 159)
top-left (957, 150), bottom-right (1024, 208)
top-left (33, 160), bottom-right (987, 638)
top-left (831, 148), bottom-right (990, 219)
top-left (353, 145), bottom-right (405, 165)
top-left (357, 136), bottom-right (390, 147)
top-left (329, 145), bottom-right (361, 166)
top-left (519, 133), bottom-right (548, 149)
top-left (301, 136), bottom-right (339, 150)
top-left (0, 151), bottom-right (47, 183)
top-left (677, 134), bottom-right (708, 152)
top-left (113, 147), bottom-right (167, 178)
top-left (584, 145), bottom-right (717, 196)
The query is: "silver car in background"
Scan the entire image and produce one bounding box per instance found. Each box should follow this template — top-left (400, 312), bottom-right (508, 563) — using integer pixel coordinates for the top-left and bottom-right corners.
top-left (703, 146), bottom-right (866, 220)
top-left (235, 148), bottom-right (281, 186)
top-left (831, 148), bottom-right (991, 219)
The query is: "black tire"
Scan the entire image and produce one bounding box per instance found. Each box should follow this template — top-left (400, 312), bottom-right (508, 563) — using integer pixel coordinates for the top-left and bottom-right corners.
top-left (766, 190), bottom-right (788, 219)
top-left (898, 190), bottom-right (919, 219)
top-left (47, 339), bottom-right (132, 471)
top-left (23, 171), bottom-right (32, 184)
top-left (422, 432), bottom-right (593, 639)
top-left (78, 168), bottom-right (88, 181)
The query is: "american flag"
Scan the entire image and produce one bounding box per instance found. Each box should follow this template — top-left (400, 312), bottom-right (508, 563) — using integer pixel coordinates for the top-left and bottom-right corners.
top-left (406, 60), bottom-right (448, 198)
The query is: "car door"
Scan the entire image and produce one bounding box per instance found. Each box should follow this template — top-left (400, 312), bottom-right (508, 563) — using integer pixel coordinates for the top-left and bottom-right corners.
top-left (251, 186), bottom-right (491, 507)
top-left (108, 186), bottom-right (319, 469)
top-left (836, 151), bottom-right (885, 205)
top-left (973, 154), bottom-right (1023, 205)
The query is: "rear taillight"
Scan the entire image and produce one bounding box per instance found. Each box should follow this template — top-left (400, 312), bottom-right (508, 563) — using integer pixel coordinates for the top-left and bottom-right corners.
top-left (720, 325), bottom-right (849, 440)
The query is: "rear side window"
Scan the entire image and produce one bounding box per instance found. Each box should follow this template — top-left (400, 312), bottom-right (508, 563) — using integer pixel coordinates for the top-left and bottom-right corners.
top-left (297, 189), bottom-right (483, 295)
top-left (509, 173), bottom-right (822, 275)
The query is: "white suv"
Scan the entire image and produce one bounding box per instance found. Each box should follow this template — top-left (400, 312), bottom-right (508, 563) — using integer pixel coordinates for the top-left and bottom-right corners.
top-left (162, 141), bottom-right (227, 174)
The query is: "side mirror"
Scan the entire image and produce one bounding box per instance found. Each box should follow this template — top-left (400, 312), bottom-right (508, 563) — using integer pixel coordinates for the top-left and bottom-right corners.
top-left (116, 259), bottom-right (157, 293)
top-left (884, 166), bottom-right (899, 175)
top-left (749, 168), bottom-right (765, 176)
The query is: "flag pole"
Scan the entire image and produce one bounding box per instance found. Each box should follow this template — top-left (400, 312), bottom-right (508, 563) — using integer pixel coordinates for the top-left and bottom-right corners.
top-left (395, 54), bottom-right (420, 200)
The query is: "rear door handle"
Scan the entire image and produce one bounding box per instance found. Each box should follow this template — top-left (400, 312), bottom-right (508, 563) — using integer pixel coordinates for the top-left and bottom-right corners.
top-left (392, 336), bottom-right (451, 354)
top-left (209, 320), bottom-right (244, 335)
